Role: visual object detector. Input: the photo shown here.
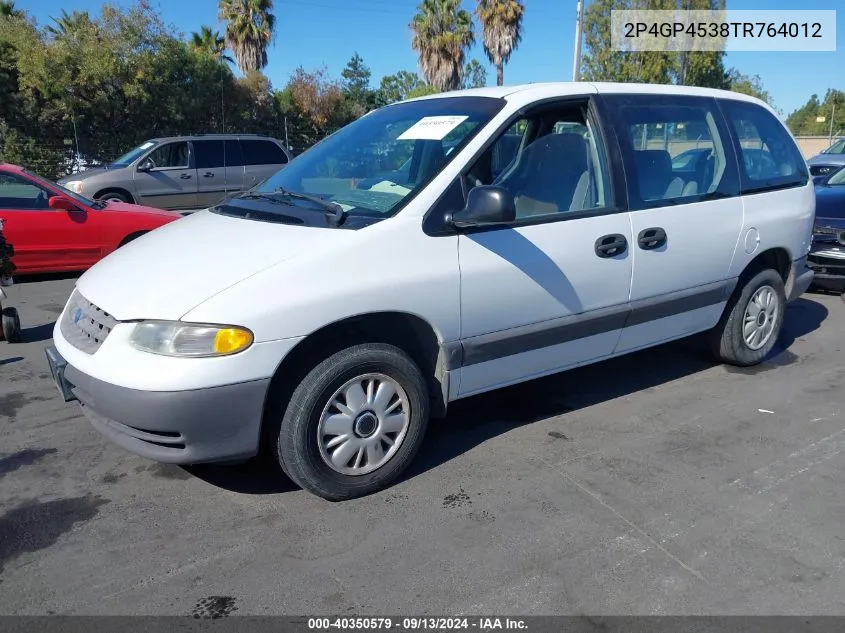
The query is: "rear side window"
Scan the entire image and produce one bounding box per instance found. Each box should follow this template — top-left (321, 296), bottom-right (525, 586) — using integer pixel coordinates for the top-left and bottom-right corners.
top-left (607, 94), bottom-right (738, 210)
top-left (720, 100), bottom-right (808, 194)
top-left (240, 139), bottom-right (288, 166)
top-left (193, 140), bottom-right (225, 169)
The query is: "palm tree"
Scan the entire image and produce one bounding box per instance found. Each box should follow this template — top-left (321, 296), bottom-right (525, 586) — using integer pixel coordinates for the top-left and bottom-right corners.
top-left (475, 0), bottom-right (524, 87)
top-left (46, 9), bottom-right (91, 38)
top-left (218, 0), bottom-right (275, 74)
top-left (190, 25), bottom-right (234, 65)
top-left (0, 0), bottom-right (20, 17)
top-left (410, 0), bottom-right (474, 92)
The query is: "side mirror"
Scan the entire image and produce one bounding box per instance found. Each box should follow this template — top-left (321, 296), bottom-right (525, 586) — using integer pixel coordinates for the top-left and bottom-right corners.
top-left (451, 185), bottom-right (516, 228)
top-left (48, 196), bottom-right (76, 211)
top-left (137, 158), bottom-right (153, 172)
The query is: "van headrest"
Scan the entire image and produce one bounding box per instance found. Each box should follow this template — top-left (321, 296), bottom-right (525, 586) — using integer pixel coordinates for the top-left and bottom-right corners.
top-left (633, 149), bottom-right (674, 200)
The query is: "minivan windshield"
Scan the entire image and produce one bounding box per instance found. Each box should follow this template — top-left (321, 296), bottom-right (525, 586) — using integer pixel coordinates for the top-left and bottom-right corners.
top-left (111, 140), bottom-right (158, 167)
top-left (253, 96), bottom-right (505, 219)
top-left (823, 139), bottom-right (845, 154)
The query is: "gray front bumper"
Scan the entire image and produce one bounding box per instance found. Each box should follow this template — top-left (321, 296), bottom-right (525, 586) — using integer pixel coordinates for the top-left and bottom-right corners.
top-left (47, 346), bottom-right (270, 464)
top-left (787, 255), bottom-right (814, 303)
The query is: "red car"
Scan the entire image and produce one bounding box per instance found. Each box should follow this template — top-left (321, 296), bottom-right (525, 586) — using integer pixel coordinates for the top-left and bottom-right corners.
top-left (0, 163), bottom-right (181, 274)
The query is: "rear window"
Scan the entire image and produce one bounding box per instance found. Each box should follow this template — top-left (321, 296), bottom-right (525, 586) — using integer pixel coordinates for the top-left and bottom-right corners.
top-left (720, 100), bottom-right (808, 194)
top-left (241, 139), bottom-right (288, 166)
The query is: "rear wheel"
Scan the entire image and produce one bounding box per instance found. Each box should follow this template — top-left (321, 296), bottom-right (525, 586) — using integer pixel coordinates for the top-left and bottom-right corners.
top-left (709, 269), bottom-right (785, 366)
top-left (275, 343), bottom-right (430, 501)
top-left (2, 307), bottom-right (21, 343)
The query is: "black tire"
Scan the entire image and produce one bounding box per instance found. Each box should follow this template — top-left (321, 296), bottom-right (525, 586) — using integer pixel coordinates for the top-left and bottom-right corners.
top-left (119, 232), bottom-right (146, 247)
top-left (2, 307), bottom-right (21, 343)
top-left (275, 343), bottom-right (430, 501)
top-left (98, 191), bottom-right (131, 204)
top-left (709, 269), bottom-right (786, 366)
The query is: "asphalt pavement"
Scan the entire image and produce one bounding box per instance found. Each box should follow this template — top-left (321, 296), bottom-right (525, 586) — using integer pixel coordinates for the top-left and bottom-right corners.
top-left (1, 275), bottom-right (844, 616)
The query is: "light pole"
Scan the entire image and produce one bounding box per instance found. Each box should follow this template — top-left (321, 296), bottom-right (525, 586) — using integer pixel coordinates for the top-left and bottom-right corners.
top-left (572, 0), bottom-right (584, 81)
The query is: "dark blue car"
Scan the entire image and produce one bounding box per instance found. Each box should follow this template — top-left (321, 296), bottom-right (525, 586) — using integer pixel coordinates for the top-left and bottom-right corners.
top-left (808, 165), bottom-right (845, 291)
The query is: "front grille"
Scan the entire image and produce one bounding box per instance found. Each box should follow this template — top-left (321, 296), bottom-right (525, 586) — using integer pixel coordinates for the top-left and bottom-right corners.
top-left (810, 165), bottom-right (837, 176)
top-left (60, 290), bottom-right (119, 354)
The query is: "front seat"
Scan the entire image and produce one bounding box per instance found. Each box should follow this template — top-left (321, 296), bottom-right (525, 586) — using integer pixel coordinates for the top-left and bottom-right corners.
top-left (497, 132), bottom-right (591, 218)
top-left (634, 150), bottom-right (685, 200)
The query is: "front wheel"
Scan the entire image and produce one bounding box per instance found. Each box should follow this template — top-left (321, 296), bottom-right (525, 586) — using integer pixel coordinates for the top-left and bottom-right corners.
top-left (2, 307), bottom-right (21, 343)
top-left (709, 269), bottom-right (786, 366)
top-left (275, 343), bottom-right (430, 501)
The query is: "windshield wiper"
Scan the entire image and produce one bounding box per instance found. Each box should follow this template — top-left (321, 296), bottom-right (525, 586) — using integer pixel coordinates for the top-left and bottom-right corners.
top-left (272, 187), bottom-right (345, 226)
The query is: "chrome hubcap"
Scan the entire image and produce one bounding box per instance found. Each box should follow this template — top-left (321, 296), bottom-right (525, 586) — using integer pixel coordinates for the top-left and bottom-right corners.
top-left (317, 373), bottom-right (410, 476)
top-left (743, 285), bottom-right (778, 351)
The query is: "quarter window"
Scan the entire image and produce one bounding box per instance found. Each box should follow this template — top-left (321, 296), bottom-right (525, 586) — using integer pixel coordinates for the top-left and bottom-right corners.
top-left (240, 139), bottom-right (288, 166)
top-left (145, 142), bottom-right (189, 169)
top-left (467, 103), bottom-right (611, 220)
top-left (720, 100), bottom-right (808, 193)
top-left (0, 173), bottom-right (51, 210)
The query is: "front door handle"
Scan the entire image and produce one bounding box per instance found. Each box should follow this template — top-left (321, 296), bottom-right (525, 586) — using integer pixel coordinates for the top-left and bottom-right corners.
top-left (595, 234), bottom-right (628, 258)
top-left (637, 227), bottom-right (667, 250)
top-left (203, 172), bottom-right (214, 178)
top-left (180, 173), bottom-right (192, 180)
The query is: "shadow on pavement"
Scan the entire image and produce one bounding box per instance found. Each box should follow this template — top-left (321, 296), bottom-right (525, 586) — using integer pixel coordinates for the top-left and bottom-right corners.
top-left (11, 272), bottom-right (81, 285)
top-left (19, 322), bottom-right (56, 344)
top-left (187, 453), bottom-right (297, 495)
top-left (184, 296), bottom-right (832, 496)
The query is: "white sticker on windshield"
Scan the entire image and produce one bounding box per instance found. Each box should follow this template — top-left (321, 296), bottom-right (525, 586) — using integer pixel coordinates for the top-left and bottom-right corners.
top-left (397, 115), bottom-right (469, 141)
top-left (141, 141), bottom-right (155, 149)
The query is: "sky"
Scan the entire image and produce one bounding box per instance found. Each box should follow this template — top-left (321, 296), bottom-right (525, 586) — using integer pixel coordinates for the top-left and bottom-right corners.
top-left (19, 0), bottom-right (845, 117)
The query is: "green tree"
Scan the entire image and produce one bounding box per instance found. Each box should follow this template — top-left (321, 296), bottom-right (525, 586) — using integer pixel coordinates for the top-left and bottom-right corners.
top-left (410, 0), bottom-right (474, 92)
top-left (726, 70), bottom-right (771, 104)
top-left (0, 1), bottom-right (21, 18)
top-left (475, 0), bottom-right (524, 87)
top-left (786, 89), bottom-right (845, 136)
top-left (462, 59), bottom-right (487, 89)
top-left (46, 9), bottom-right (92, 38)
top-left (375, 70), bottom-right (431, 105)
top-left (190, 25), bottom-right (234, 65)
top-left (341, 52), bottom-right (374, 117)
top-left (218, 0), bottom-right (275, 74)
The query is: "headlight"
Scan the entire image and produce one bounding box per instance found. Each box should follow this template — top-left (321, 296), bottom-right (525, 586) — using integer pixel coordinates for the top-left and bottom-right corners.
top-left (64, 181), bottom-right (85, 194)
top-left (129, 321), bottom-right (253, 357)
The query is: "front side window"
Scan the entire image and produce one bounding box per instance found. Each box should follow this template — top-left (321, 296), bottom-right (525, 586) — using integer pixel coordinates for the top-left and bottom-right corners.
top-left (720, 100), bottom-right (807, 193)
top-left (0, 173), bottom-right (52, 210)
top-left (466, 102), bottom-right (611, 220)
top-left (145, 142), bottom-right (189, 170)
top-left (610, 96), bottom-right (734, 209)
top-left (254, 96), bottom-right (505, 219)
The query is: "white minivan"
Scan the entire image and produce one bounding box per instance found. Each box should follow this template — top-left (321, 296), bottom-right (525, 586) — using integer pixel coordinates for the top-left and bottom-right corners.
top-left (46, 82), bottom-right (815, 500)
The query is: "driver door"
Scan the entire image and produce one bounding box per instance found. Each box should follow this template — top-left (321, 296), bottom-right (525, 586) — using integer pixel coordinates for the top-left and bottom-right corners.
top-left (0, 172), bottom-right (99, 272)
top-left (133, 140), bottom-right (198, 210)
top-left (455, 97), bottom-right (635, 397)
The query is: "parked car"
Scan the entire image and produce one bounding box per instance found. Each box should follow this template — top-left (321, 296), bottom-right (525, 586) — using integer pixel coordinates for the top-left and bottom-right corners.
top-left (0, 164), bottom-right (181, 274)
top-left (47, 82), bottom-right (814, 501)
top-left (807, 137), bottom-right (845, 177)
top-left (57, 134), bottom-right (292, 212)
top-left (807, 165), bottom-right (845, 291)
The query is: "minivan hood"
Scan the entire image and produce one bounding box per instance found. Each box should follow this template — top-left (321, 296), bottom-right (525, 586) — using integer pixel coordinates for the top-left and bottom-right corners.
top-left (75, 210), bottom-right (354, 321)
top-left (809, 154), bottom-right (845, 166)
top-left (58, 165), bottom-right (121, 183)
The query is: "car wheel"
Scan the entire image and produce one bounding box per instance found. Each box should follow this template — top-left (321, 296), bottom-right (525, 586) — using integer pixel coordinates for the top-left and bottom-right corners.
top-left (709, 269), bottom-right (786, 366)
top-left (275, 343), bottom-right (430, 501)
top-left (1, 307), bottom-right (21, 343)
top-left (99, 192), bottom-right (130, 204)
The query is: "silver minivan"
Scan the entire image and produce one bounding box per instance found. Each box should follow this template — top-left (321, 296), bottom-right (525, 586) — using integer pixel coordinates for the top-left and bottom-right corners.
top-left (58, 134), bottom-right (291, 211)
